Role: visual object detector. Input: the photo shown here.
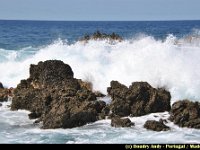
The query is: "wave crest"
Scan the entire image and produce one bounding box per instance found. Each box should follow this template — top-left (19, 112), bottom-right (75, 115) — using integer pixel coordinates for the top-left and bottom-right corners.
top-left (0, 35), bottom-right (200, 102)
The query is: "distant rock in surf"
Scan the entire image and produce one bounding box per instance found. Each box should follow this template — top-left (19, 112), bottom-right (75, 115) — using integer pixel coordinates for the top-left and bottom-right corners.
top-left (79, 31), bottom-right (123, 42)
top-left (169, 100), bottom-right (200, 129)
top-left (111, 116), bottom-right (134, 127)
top-left (107, 81), bottom-right (171, 117)
top-left (144, 120), bottom-right (170, 131)
top-left (11, 60), bottom-right (106, 129)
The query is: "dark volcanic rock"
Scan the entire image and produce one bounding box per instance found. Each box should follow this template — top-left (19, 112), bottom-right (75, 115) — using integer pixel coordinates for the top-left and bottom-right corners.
top-left (0, 82), bottom-right (3, 89)
top-left (170, 100), bottom-right (200, 129)
top-left (98, 105), bottom-right (110, 120)
top-left (29, 60), bottom-right (74, 87)
top-left (28, 112), bottom-right (42, 119)
top-left (108, 81), bottom-right (171, 117)
top-left (0, 88), bottom-right (9, 102)
top-left (80, 31), bottom-right (123, 42)
top-left (0, 82), bottom-right (8, 102)
top-left (0, 89), bottom-right (14, 102)
top-left (94, 91), bottom-right (106, 98)
top-left (144, 120), bottom-right (170, 131)
top-left (11, 60), bottom-right (107, 129)
top-left (111, 116), bottom-right (134, 127)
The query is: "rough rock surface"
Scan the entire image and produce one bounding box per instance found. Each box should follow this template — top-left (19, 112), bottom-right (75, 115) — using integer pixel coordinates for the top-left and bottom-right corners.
top-left (170, 100), bottom-right (200, 129)
top-left (0, 83), bottom-right (12, 102)
top-left (0, 89), bottom-right (8, 102)
top-left (111, 116), bottom-right (134, 127)
top-left (80, 31), bottom-right (123, 42)
top-left (107, 81), bottom-right (171, 117)
top-left (144, 120), bottom-right (170, 131)
top-left (11, 60), bottom-right (106, 129)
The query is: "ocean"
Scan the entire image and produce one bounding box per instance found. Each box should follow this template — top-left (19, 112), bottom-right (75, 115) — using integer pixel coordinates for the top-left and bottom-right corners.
top-left (0, 20), bottom-right (200, 143)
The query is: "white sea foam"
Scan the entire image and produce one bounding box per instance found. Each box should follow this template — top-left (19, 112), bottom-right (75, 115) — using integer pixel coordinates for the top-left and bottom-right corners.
top-left (0, 35), bottom-right (200, 103)
top-left (1, 101), bottom-right (200, 143)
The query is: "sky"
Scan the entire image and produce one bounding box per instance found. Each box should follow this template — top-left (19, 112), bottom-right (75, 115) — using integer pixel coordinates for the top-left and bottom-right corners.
top-left (0, 0), bottom-right (199, 21)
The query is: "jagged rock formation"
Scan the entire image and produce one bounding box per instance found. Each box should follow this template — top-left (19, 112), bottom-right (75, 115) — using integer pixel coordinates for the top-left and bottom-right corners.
top-left (107, 81), bottom-right (171, 117)
top-left (80, 31), bottom-right (123, 42)
top-left (11, 60), bottom-right (106, 129)
top-left (169, 100), bottom-right (200, 129)
top-left (10, 60), bottom-right (200, 131)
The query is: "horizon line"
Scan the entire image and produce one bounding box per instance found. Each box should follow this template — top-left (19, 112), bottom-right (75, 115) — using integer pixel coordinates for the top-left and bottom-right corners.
top-left (0, 19), bottom-right (200, 22)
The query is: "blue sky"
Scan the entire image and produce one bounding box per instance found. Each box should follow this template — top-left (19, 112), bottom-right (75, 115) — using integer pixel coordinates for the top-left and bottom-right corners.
top-left (0, 0), bottom-right (199, 21)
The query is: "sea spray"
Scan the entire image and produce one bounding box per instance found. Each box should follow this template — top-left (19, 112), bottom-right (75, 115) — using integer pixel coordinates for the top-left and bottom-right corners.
top-left (0, 35), bottom-right (200, 103)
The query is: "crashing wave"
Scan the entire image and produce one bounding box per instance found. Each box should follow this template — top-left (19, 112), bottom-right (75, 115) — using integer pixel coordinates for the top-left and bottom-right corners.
top-left (0, 34), bottom-right (200, 103)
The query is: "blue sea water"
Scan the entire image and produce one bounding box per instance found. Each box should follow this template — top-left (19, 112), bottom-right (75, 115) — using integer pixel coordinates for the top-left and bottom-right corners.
top-left (0, 20), bottom-right (200, 143)
top-left (0, 20), bottom-right (200, 49)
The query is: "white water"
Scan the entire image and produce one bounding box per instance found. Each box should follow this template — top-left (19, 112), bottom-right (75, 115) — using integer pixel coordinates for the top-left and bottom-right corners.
top-left (1, 102), bottom-right (200, 144)
top-left (0, 35), bottom-right (200, 143)
top-left (1, 35), bottom-right (200, 102)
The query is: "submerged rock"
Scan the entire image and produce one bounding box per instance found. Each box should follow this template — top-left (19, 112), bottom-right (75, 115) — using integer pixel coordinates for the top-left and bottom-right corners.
top-left (144, 120), bottom-right (170, 131)
top-left (0, 103), bottom-right (2, 107)
top-left (111, 116), bottom-right (134, 127)
top-left (80, 31), bottom-right (123, 42)
top-left (169, 100), bottom-right (200, 129)
top-left (107, 81), bottom-right (171, 117)
top-left (11, 60), bottom-right (107, 129)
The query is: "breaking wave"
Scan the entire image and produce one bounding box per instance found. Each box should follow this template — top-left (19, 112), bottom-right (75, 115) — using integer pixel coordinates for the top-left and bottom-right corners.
top-left (0, 33), bottom-right (200, 102)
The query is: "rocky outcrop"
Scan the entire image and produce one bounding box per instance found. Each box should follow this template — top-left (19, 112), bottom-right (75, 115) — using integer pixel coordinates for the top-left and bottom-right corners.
top-left (80, 31), bottom-right (123, 42)
top-left (107, 81), bottom-right (171, 117)
top-left (144, 120), bottom-right (170, 131)
top-left (169, 100), bottom-right (200, 129)
top-left (0, 83), bottom-right (12, 102)
top-left (111, 116), bottom-right (134, 127)
top-left (11, 60), bottom-right (106, 129)
top-left (0, 89), bottom-right (7, 102)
